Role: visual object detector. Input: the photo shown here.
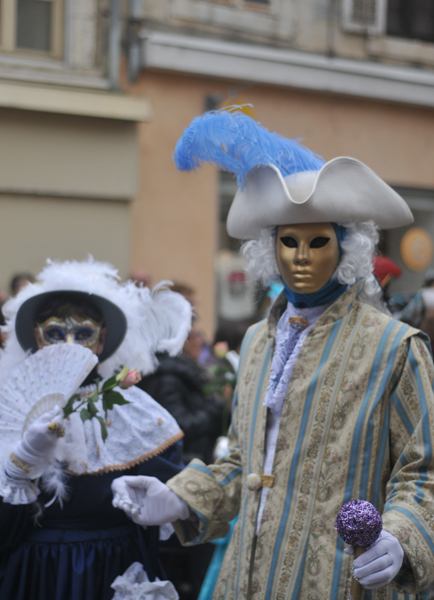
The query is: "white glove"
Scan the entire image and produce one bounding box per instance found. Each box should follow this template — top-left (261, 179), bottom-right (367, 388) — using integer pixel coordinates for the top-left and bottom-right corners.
top-left (112, 475), bottom-right (190, 526)
top-left (346, 530), bottom-right (404, 589)
top-left (5, 407), bottom-right (65, 480)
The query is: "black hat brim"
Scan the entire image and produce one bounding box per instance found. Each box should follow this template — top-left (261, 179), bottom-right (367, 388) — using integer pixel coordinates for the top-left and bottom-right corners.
top-left (15, 290), bottom-right (127, 363)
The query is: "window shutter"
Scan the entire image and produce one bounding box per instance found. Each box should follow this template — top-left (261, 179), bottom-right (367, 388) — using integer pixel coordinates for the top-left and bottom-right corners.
top-left (342, 0), bottom-right (387, 35)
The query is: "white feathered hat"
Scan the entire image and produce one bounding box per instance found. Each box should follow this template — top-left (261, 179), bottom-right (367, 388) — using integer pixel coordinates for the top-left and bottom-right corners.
top-left (174, 109), bottom-right (413, 239)
top-left (0, 258), bottom-right (192, 384)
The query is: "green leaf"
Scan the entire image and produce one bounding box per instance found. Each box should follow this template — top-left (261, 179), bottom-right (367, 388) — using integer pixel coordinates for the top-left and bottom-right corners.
top-left (102, 375), bottom-right (118, 392)
top-left (87, 389), bottom-right (99, 403)
top-left (102, 396), bottom-right (108, 420)
top-left (96, 416), bottom-right (108, 442)
top-left (102, 390), bottom-right (131, 412)
top-left (87, 400), bottom-right (99, 418)
top-left (63, 393), bottom-right (80, 416)
top-left (80, 407), bottom-right (91, 422)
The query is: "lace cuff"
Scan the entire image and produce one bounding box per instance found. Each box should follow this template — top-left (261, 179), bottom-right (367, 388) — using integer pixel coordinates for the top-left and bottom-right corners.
top-left (0, 467), bottom-right (40, 505)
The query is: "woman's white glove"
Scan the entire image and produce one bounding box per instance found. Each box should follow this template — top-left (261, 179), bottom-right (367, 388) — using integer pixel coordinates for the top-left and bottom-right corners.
top-left (4, 407), bottom-right (65, 480)
top-left (112, 475), bottom-right (190, 525)
top-left (345, 530), bottom-right (404, 589)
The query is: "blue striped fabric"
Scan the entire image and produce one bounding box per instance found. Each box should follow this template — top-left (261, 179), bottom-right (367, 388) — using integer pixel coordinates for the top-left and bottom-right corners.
top-left (167, 285), bottom-right (434, 599)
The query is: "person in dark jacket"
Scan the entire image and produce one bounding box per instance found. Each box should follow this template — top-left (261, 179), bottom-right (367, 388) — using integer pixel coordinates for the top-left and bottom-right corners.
top-left (140, 352), bottom-right (222, 465)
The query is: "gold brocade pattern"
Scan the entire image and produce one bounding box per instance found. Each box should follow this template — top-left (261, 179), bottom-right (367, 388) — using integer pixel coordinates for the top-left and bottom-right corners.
top-left (168, 286), bottom-right (434, 600)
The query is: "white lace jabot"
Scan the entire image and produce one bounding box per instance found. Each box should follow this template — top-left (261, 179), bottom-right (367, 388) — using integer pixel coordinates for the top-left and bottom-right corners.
top-left (263, 301), bottom-right (329, 415)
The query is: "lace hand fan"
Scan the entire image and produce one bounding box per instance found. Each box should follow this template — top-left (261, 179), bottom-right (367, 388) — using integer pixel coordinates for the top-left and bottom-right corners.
top-left (0, 344), bottom-right (98, 441)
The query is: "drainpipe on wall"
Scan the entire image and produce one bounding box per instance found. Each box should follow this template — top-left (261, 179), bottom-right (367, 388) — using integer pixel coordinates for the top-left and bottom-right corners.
top-left (127, 0), bottom-right (143, 81)
top-left (326, 0), bottom-right (337, 58)
top-left (108, 0), bottom-right (121, 91)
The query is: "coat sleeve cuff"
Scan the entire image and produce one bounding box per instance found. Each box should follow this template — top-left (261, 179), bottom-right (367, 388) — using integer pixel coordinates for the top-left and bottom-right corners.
top-left (166, 458), bottom-right (239, 545)
top-left (382, 507), bottom-right (434, 593)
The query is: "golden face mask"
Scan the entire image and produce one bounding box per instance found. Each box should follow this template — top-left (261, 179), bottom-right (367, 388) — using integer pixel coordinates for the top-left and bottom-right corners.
top-left (276, 222), bottom-right (340, 294)
top-left (35, 315), bottom-right (103, 351)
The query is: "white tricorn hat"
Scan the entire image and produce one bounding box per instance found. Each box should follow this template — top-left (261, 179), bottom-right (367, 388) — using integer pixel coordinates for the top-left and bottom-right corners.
top-left (174, 108), bottom-right (414, 240)
top-left (227, 158), bottom-right (413, 239)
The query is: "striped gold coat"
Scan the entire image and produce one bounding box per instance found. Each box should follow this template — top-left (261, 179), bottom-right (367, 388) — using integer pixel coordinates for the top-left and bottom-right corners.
top-left (167, 284), bottom-right (434, 599)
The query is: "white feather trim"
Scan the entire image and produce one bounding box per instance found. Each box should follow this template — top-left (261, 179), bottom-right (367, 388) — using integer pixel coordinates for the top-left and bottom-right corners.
top-left (0, 258), bottom-right (192, 383)
top-left (40, 462), bottom-right (69, 507)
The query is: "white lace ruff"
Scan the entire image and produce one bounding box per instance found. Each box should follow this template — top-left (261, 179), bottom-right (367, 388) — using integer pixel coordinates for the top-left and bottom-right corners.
top-left (263, 302), bottom-right (330, 415)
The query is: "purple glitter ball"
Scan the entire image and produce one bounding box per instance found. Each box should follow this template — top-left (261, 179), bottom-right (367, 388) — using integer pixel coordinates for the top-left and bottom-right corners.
top-left (335, 500), bottom-right (382, 547)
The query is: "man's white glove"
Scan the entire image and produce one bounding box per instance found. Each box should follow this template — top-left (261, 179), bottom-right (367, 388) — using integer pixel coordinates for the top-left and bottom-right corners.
top-left (345, 530), bottom-right (404, 589)
top-left (4, 407), bottom-right (65, 480)
top-left (112, 475), bottom-right (190, 526)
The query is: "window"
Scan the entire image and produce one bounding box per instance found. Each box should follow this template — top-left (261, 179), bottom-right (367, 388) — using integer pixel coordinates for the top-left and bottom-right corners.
top-left (342, 0), bottom-right (434, 42)
top-left (205, 0), bottom-right (271, 7)
top-left (0, 0), bottom-right (63, 58)
top-left (342, 0), bottom-right (387, 35)
top-left (387, 0), bottom-right (434, 43)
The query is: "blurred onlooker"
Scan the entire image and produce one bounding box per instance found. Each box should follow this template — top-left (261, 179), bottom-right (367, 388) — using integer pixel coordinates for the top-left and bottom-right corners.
top-left (10, 273), bottom-right (35, 297)
top-left (170, 282), bottom-right (197, 308)
top-left (420, 308), bottom-right (434, 355)
top-left (182, 319), bottom-right (204, 362)
top-left (129, 268), bottom-right (152, 289)
top-left (372, 255), bottom-right (402, 310)
top-left (215, 249), bottom-right (256, 321)
top-left (373, 256), bottom-right (402, 291)
top-left (169, 282), bottom-right (216, 369)
top-left (204, 319), bottom-right (248, 440)
top-left (254, 280), bottom-right (284, 319)
top-left (390, 268), bottom-right (434, 329)
top-left (139, 325), bottom-right (222, 465)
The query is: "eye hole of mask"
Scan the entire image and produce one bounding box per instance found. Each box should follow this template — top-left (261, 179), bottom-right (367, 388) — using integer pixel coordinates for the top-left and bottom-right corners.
top-left (45, 327), bottom-right (66, 342)
top-left (280, 236), bottom-right (298, 248)
top-left (309, 237), bottom-right (330, 249)
top-left (75, 327), bottom-right (96, 341)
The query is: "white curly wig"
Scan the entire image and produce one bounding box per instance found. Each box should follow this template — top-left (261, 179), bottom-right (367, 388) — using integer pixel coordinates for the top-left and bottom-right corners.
top-left (241, 221), bottom-right (385, 311)
top-left (0, 258), bottom-right (192, 386)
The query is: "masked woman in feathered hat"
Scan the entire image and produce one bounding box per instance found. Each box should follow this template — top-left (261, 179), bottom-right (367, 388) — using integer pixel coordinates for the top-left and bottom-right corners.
top-left (0, 258), bottom-right (192, 600)
top-left (112, 110), bottom-right (434, 599)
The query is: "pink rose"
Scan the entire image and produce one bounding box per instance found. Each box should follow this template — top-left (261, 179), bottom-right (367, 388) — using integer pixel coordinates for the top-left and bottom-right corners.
top-left (214, 341), bottom-right (229, 358)
top-left (118, 369), bottom-right (142, 389)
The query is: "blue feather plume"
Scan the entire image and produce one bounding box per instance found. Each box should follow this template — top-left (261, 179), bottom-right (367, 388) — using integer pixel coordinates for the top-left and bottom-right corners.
top-left (173, 108), bottom-right (325, 188)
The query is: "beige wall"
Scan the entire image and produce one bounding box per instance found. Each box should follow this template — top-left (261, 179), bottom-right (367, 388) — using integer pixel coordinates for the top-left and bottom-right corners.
top-left (128, 74), bottom-right (220, 338)
top-left (128, 71), bottom-right (434, 338)
top-left (0, 108), bottom-right (137, 198)
top-left (0, 194), bottom-right (130, 293)
top-left (0, 107), bottom-right (139, 294)
top-left (235, 87), bottom-right (434, 188)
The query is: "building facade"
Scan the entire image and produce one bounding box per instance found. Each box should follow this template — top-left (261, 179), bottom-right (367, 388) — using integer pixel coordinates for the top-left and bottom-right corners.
top-left (0, 0), bottom-right (149, 294)
top-left (124, 0), bottom-right (434, 337)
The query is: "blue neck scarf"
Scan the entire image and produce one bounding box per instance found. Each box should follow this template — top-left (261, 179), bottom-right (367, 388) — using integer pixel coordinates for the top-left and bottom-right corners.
top-left (280, 223), bottom-right (348, 309)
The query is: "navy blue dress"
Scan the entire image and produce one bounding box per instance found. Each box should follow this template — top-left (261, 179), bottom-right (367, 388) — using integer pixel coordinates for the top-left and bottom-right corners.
top-left (0, 442), bottom-right (183, 600)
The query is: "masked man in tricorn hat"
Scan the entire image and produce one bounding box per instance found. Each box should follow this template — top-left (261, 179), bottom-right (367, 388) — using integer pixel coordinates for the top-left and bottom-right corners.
top-left (112, 110), bottom-right (434, 599)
